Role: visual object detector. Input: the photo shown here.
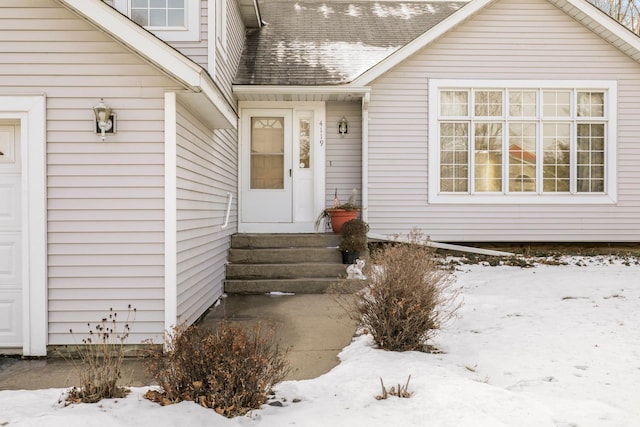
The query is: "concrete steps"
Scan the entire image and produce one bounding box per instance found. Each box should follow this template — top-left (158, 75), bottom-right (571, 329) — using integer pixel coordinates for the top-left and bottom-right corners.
top-left (225, 233), bottom-right (349, 294)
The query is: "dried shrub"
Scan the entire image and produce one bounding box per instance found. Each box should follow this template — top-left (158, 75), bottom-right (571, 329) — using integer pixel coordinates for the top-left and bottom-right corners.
top-left (145, 322), bottom-right (290, 418)
top-left (356, 232), bottom-right (460, 351)
top-left (63, 306), bottom-right (136, 403)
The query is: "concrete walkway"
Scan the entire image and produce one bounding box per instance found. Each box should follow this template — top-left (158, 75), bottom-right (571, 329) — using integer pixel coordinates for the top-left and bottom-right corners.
top-left (0, 294), bottom-right (357, 390)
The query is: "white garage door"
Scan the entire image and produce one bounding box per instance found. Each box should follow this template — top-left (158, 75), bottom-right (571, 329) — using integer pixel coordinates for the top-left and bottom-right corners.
top-left (0, 123), bottom-right (22, 349)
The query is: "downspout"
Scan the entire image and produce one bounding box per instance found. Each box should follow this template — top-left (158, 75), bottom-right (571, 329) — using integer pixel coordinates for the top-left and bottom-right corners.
top-left (361, 92), bottom-right (370, 222)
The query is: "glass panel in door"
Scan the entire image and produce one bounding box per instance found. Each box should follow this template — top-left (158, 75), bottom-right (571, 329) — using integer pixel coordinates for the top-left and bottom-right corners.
top-left (251, 117), bottom-right (285, 189)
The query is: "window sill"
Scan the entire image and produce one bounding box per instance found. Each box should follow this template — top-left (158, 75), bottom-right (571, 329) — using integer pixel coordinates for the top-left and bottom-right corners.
top-left (428, 193), bottom-right (617, 205)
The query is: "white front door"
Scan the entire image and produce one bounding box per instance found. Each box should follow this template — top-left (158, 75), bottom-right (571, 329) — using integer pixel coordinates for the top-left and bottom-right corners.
top-left (240, 105), bottom-right (325, 233)
top-left (0, 123), bottom-right (22, 349)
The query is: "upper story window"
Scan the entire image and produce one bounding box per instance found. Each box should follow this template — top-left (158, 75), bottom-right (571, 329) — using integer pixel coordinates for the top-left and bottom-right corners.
top-left (428, 80), bottom-right (617, 204)
top-left (131, 0), bottom-right (186, 28)
top-left (113, 0), bottom-right (200, 42)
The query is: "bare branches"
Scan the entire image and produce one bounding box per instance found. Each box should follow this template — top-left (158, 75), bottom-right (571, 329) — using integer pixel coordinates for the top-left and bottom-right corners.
top-left (591, 0), bottom-right (640, 35)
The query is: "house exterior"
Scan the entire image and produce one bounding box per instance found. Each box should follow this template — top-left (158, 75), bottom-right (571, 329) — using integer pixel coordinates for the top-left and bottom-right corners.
top-left (236, 0), bottom-right (640, 243)
top-left (0, 0), bottom-right (259, 355)
top-left (2, 0), bottom-right (640, 355)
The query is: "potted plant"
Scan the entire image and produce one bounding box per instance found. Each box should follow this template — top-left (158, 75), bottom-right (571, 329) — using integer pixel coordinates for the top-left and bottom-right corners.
top-left (339, 218), bottom-right (369, 264)
top-left (315, 189), bottom-right (360, 233)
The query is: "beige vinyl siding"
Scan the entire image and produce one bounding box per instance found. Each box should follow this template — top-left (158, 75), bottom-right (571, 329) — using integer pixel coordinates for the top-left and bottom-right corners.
top-left (326, 101), bottom-right (362, 207)
top-left (166, 0), bottom-right (209, 69)
top-left (1, 0), bottom-right (186, 345)
top-left (175, 102), bottom-right (237, 325)
top-left (368, 0), bottom-right (640, 241)
top-left (213, 0), bottom-right (246, 105)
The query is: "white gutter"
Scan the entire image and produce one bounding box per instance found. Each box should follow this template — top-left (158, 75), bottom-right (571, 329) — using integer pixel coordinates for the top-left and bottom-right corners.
top-left (368, 233), bottom-right (514, 257)
top-left (58, 0), bottom-right (237, 128)
top-left (234, 85), bottom-right (371, 97)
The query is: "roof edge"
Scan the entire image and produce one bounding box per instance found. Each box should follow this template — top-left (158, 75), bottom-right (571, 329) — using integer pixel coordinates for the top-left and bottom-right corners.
top-left (233, 85), bottom-right (372, 95)
top-left (350, 0), bottom-right (640, 86)
top-left (350, 0), bottom-right (493, 86)
top-left (58, 0), bottom-right (236, 128)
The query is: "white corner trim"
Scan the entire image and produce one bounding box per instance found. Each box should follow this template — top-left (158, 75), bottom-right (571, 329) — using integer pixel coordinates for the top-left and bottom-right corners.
top-left (164, 93), bottom-right (178, 338)
top-left (0, 95), bottom-right (47, 356)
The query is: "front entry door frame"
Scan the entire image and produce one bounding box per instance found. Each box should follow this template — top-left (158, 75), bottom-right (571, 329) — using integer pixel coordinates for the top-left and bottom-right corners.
top-left (0, 96), bottom-right (47, 356)
top-left (239, 102), bottom-right (326, 233)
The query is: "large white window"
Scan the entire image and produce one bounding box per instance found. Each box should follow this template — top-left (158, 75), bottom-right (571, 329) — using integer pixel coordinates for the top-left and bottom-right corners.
top-left (113, 0), bottom-right (200, 41)
top-left (428, 80), bottom-right (617, 204)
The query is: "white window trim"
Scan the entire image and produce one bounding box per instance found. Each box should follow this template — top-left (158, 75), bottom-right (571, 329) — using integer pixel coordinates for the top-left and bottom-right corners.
top-left (428, 79), bottom-right (617, 205)
top-left (113, 0), bottom-right (200, 42)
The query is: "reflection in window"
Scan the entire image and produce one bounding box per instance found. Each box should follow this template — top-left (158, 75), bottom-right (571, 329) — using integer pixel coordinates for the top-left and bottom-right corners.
top-left (508, 123), bottom-right (537, 192)
top-left (543, 123), bottom-right (571, 192)
top-left (440, 122), bottom-right (469, 192)
top-left (474, 122), bottom-right (502, 192)
top-left (437, 86), bottom-right (609, 197)
top-left (299, 119), bottom-right (310, 168)
top-left (474, 91), bottom-right (502, 117)
top-left (577, 124), bottom-right (605, 192)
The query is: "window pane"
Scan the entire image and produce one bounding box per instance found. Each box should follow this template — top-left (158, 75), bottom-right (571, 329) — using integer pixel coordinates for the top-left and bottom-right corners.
top-left (474, 123), bottom-right (503, 192)
top-left (251, 117), bottom-right (285, 189)
top-left (577, 92), bottom-right (604, 117)
top-left (440, 122), bottom-right (469, 192)
top-left (577, 123), bottom-right (605, 192)
top-left (168, 0), bottom-right (184, 7)
top-left (149, 9), bottom-right (166, 26)
top-left (508, 123), bottom-right (537, 192)
top-left (509, 90), bottom-right (537, 117)
top-left (440, 91), bottom-right (468, 116)
top-left (150, 0), bottom-right (167, 7)
top-left (299, 119), bottom-right (311, 169)
top-left (543, 90), bottom-right (571, 117)
top-left (132, 0), bottom-right (148, 7)
top-left (474, 90), bottom-right (503, 117)
top-left (542, 123), bottom-right (571, 192)
top-left (131, 9), bottom-right (148, 25)
top-left (167, 9), bottom-right (184, 26)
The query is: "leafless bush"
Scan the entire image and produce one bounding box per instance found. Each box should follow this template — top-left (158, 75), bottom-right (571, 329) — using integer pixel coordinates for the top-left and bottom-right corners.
top-left (63, 306), bottom-right (136, 403)
top-left (144, 322), bottom-right (290, 418)
top-left (354, 231), bottom-right (461, 352)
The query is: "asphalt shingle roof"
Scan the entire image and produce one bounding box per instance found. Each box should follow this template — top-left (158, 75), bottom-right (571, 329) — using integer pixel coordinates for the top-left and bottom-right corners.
top-left (234, 0), bottom-right (467, 86)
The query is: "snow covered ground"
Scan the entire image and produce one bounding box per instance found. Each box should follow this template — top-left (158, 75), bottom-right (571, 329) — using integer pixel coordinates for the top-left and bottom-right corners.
top-left (1, 257), bottom-right (639, 427)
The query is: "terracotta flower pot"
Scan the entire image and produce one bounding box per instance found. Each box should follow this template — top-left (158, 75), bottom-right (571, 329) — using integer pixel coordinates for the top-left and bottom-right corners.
top-left (329, 209), bottom-right (358, 233)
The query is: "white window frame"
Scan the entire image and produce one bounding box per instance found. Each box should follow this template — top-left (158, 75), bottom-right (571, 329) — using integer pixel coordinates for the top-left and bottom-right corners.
top-left (428, 79), bottom-right (617, 205)
top-left (113, 0), bottom-right (200, 42)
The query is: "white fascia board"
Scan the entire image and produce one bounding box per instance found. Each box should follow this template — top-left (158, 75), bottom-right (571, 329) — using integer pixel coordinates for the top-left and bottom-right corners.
top-left (233, 85), bottom-right (372, 96)
top-left (58, 0), bottom-right (201, 87)
top-left (350, 0), bottom-right (495, 86)
top-left (560, 0), bottom-right (640, 52)
top-left (58, 0), bottom-right (237, 129)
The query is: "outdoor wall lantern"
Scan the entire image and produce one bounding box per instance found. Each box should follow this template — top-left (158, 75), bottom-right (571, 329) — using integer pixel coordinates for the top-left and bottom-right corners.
top-left (93, 98), bottom-right (115, 141)
top-left (338, 116), bottom-right (348, 135)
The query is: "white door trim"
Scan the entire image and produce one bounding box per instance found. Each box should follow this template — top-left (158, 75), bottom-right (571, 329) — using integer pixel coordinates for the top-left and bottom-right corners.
top-left (238, 101), bottom-right (326, 233)
top-left (0, 95), bottom-right (47, 356)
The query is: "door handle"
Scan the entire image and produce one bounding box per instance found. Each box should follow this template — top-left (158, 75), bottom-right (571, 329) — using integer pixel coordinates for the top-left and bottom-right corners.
top-left (289, 169), bottom-right (292, 177)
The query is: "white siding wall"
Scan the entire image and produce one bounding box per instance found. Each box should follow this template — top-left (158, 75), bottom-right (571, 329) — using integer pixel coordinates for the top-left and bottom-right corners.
top-left (175, 103), bottom-right (237, 326)
top-left (166, 0), bottom-right (209, 69)
top-left (213, 0), bottom-right (246, 104)
top-left (368, 0), bottom-right (640, 241)
top-left (0, 0), bottom-right (185, 345)
top-left (326, 101), bottom-right (362, 207)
